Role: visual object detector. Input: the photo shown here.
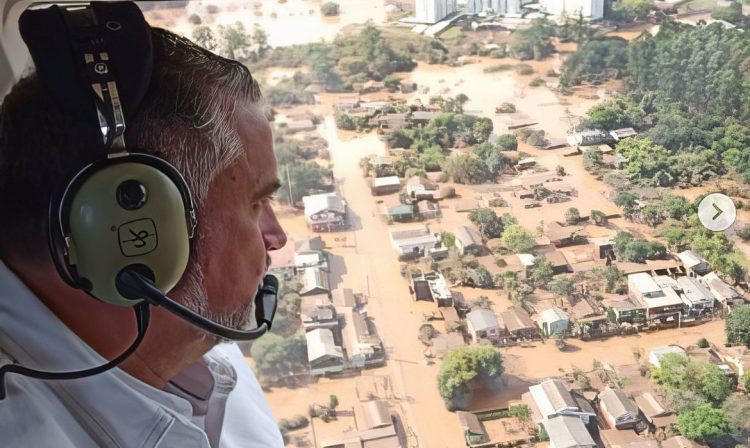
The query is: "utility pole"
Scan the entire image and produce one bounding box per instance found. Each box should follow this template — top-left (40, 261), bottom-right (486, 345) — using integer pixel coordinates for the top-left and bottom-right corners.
top-left (285, 164), bottom-right (293, 205)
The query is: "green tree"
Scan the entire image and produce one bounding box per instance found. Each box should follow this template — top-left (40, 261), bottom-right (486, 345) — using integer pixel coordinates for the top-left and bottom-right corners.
top-left (560, 38), bottom-right (630, 87)
top-left (192, 26), bottom-right (218, 51)
top-left (564, 207), bottom-right (580, 225)
top-left (464, 266), bottom-right (494, 289)
top-left (613, 232), bottom-right (666, 263)
top-left (441, 231), bottom-right (456, 249)
top-left (712, 2), bottom-right (743, 24)
top-left (527, 258), bottom-right (554, 287)
top-left (511, 18), bottom-right (555, 61)
top-left (591, 210), bottom-right (607, 226)
top-left (250, 333), bottom-right (308, 378)
top-left (437, 345), bottom-right (504, 410)
top-left (677, 404), bottom-right (730, 442)
top-left (501, 224), bottom-right (536, 253)
top-left (469, 208), bottom-right (504, 239)
top-left (508, 404), bottom-right (531, 422)
top-left (611, 0), bottom-right (654, 21)
top-left (722, 394), bottom-right (750, 438)
top-left (496, 134), bottom-right (518, 151)
top-left (583, 148), bottom-right (603, 171)
top-left (581, 95), bottom-right (646, 130)
top-left (549, 276), bottom-right (575, 299)
top-left (218, 22), bottom-right (251, 60)
top-left (444, 154), bottom-right (491, 184)
top-left (320, 1), bottom-right (340, 16)
top-left (335, 112), bottom-right (356, 130)
top-left (277, 162), bottom-right (333, 205)
top-left (726, 305), bottom-right (750, 347)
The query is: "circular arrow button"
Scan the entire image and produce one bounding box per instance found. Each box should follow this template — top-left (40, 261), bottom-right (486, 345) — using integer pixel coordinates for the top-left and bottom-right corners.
top-left (698, 193), bottom-right (736, 232)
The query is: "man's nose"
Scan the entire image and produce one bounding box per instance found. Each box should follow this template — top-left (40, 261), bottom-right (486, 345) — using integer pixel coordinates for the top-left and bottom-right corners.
top-left (261, 206), bottom-right (287, 251)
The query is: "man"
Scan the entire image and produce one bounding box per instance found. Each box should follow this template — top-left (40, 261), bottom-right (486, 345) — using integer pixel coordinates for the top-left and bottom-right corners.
top-left (0, 22), bottom-right (287, 448)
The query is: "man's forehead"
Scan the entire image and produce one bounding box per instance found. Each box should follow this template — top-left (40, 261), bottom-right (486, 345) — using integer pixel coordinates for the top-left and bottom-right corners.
top-left (234, 103), bottom-right (277, 194)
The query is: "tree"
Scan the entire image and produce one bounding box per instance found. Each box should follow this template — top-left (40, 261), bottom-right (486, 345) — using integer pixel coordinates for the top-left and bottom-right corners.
top-left (464, 266), bottom-right (494, 289)
top-left (677, 404), bottom-right (730, 442)
top-left (508, 404), bottom-right (531, 424)
top-left (217, 22), bottom-right (251, 60)
top-left (613, 232), bottom-right (666, 263)
top-left (252, 25), bottom-right (269, 56)
top-left (473, 296), bottom-right (494, 310)
top-left (496, 134), bottom-right (518, 151)
top-left (329, 394), bottom-right (339, 410)
top-left (712, 2), bottom-right (743, 24)
top-left (527, 258), bottom-right (554, 287)
top-left (581, 95), bottom-right (646, 130)
top-left (444, 154), bottom-right (491, 184)
top-left (441, 231), bottom-right (456, 249)
top-left (722, 394), bottom-right (750, 438)
top-left (560, 38), bottom-right (630, 87)
top-left (511, 18), bottom-right (555, 60)
top-left (549, 276), bottom-right (575, 300)
top-left (250, 333), bottom-right (308, 378)
top-left (335, 112), bottom-right (356, 130)
top-left (501, 224), bottom-right (536, 254)
top-left (469, 208), bottom-right (504, 239)
top-left (320, 1), bottom-right (340, 16)
top-left (583, 148), bottom-right (603, 171)
top-left (591, 210), bottom-right (607, 226)
top-left (192, 26), bottom-right (218, 51)
top-left (437, 345), bottom-right (504, 410)
top-left (652, 354), bottom-right (732, 406)
top-left (564, 207), bottom-right (580, 225)
top-left (726, 305), bottom-right (750, 347)
top-left (611, 0), bottom-right (654, 21)
top-left (277, 162), bottom-right (333, 205)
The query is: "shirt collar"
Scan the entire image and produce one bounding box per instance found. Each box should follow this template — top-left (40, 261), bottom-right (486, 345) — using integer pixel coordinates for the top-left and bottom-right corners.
top-left (0, 260), bottom-right (207, 447)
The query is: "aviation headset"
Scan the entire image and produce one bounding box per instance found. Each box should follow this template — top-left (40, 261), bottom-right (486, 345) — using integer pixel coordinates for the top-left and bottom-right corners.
top-left (0, 1), bottom-right (278, 399)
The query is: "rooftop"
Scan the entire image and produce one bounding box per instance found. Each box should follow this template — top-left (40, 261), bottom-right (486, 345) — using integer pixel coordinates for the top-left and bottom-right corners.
top-left (676, 250), bottom-right (706, 269)
top-left (502, 307), bottom-right (537, 333)
top-left (628, 273), bottom-right (662, 296)
top-left (454, 225), bottom-right (482, 248)
top-left (372, 176), bottom-right (401, 188)
top-left (543, 415), bottom-right (596, 448)
top-left (303, 192), bottom-right (346, 217)
top-left (306, 328), bottom-right (343, 362)
top-left (598, 388), bottom-right (638, 419)
top-left (467, 308), bottom-right (500, 332)
top-left (539, 306), bottom-right (569, 324)
top-left (529, 379), bottom-right (578, 418)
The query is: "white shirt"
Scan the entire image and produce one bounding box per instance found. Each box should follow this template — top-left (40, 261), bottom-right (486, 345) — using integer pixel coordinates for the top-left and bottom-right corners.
top-left (0, 261), bottom-right (284, 447)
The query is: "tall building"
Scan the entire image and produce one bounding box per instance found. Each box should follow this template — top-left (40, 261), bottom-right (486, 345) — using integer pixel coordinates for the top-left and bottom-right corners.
top-left (415, 0), bottom-right (457, 23)
top-left (538, 0), bottom-right (604, 20)
top-left (464, 0), bottom-right (522, 15)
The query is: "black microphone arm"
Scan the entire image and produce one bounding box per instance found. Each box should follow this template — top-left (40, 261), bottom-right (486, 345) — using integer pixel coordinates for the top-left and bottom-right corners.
top-left (116, 270), bottom-right (279, 342)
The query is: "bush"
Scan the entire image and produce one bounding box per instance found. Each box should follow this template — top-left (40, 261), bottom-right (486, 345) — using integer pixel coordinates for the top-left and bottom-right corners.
top-left (188, 13), bottom-right (202, 25)
top-left (279, 415), bottom-right (309, 431)
top-left (437, 345), bottom-right (504, 410)
top-left (529, 77), bottom-right (545, 87)
top-left (565, 207), bottom-right (580, 225)
top-left (696, 338), bottom-right (709, 349)
top-left (677, 404), bottom-right (730, 442)
top-left (320, 1), bottom-right (340, 16)
top-left (483, 64), bottom-right (513, 73)
top-left (496, 134), bottom-right (518, 151)
top-left (516, 64), bottom-right (534, 75)
top-left (737, 224), bottom-right (750, 241)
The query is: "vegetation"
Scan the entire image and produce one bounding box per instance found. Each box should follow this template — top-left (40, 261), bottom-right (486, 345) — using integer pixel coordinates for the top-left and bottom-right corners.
top-left (652, 353), bottom-right (732, 406)
top-left (612, 232), bottom-right (666, 263)
top-left (511, 18), bottom-right (555, 61)
top-left (320, 1), bottom-right (339, 16)
top-left (501, 224), bottom-right (536, 254)
top-left (527, 258), bottom-right (554, 288)
top-left (564, 207), bottom-right (580, 225)
top-left (495, 134), bottom-right (518, 151)
top-left (250, 333), bottom-right (308, 380)
top-left (726, 306), bottom-right (750, 347)
top-left (444, 154), bottom-right (490, 184)
top-left (277, 162), bottom-right (333, 205)
top-left (676, 404), bottom-right (730, 442)
top-left (469, 208), bottom-right (504, 239)
top-left (610, 0), bottom-right (655, 21)
top-left (560, 38), bottom-right (629, 87)
top-left (437, 345), bottom-right (504, 410)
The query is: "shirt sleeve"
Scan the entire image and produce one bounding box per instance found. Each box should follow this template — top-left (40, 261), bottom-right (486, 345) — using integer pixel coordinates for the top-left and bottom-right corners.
top-left (211, 342), bottom-right (284, 448)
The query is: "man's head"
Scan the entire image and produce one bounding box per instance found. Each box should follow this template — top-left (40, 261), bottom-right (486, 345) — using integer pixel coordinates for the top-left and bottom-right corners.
top-left (0, 28), bottom-right (286, 335)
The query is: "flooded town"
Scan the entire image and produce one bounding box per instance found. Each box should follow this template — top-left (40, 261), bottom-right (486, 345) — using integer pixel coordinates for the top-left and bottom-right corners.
top-left (144, 1), bottom-right (750, 447)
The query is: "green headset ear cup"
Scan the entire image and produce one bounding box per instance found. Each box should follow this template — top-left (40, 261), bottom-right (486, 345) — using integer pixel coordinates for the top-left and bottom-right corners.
top-left (59, 155), bottom-right (194, 307)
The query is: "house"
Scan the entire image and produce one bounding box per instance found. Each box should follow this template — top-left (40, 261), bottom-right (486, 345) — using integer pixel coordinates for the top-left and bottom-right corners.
top-left (600, 429), bottom-right (659, 448)
top-left (544, 250), bottom-right (571, 273)
top-left (387, 204), bottom-right (418, 223)
top-left (300, 294), bottom-right (338, 331)
top-left (285, 119), bottom-right (316, 134)
top-left (546, 222), bottom-right (585, 247)
top-left (570, 300), bottom-right (607, 336)
top-left (332, 288), bottom-right (358, 308)
top-left (700, 272), bottom-right (743, 309)
top-left (607, 297), bottom-right (646, 325)
top-left (538, 306), bottom-right (570, 337)
top-left (300, 267), bottom-right (330, 296)
top-left (338, 307), bottom-right (385, 368)
top-left (609, 128), bottom-right (638, 141)
top-left (502, 307), bottom-right (539, 339)
top-left (415, 0), bottom-right (456, 23)
top-left (389, 225), bottom-right (440, 260)
top-left (676, 250), bottom-right (709, 276)
top-left (336, 94), bottom-right (359, 111)
top-left (516, 157), bottom-right (537, 171)
top-left (567, 130), bottom-right (610, 147)
top-left (648, 345), bottom-right (686, 368)
top-left (538, 0), bottom-right (605, 20)
top-left (269, 241), bottom-right (295, 280)
top-left (360, 101), bottom-right (389, 113)
top-left (454, 225), bottom-right (484, 255)
top-left (411, 271), bottom-right (453, 306)
top-left (457, 411), bottom-right (490, 446)
top-left (543, 416), bottom-right (597, 448)
top-left (676, 276), bottom-right (715, 318)
top-left (466, 308), bottom-right (503, 343)
top-left (360, 79), bottom-right (385, 93)
top-left (627, 273), bottom-right (683, 323)
top-left (294, 244), bottom-right (327, 270)
top-left (602, 153), bottom-right (626, 169)
top-left (306, 328), bottom-right (344, 376)
top-left (523, 379), bottom-right (597, 424)
top-left (320, 400), bottom-right (401, 448)
top-left (634, 392), bottom-right (675, 431)
top-left (597, 388), bottom-right (638, 429)
top-left (371, 176), bottom-right (401, 196)
top-left (375, 113), bottom-right (407, 130)
top-left (410, 110), bottom-right (439, 124)
top-left (303, 192), bottom-right (347, 232)
top-left (417, 201), bottom-right (441, 220)
top-left (405, 176), bottom-right (439, 200)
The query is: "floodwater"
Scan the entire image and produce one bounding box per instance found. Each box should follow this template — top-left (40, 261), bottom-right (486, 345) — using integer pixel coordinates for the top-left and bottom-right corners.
top-left (144, 0), bottom-right (387, 47)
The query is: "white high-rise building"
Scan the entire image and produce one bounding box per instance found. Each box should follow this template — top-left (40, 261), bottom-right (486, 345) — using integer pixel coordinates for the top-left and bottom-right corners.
top-left (538, 0), bottom-right (604, 20)
top-left (464, 0), bottom-right (522, 15)
top-left (415, 0), bottom-right (457, 23)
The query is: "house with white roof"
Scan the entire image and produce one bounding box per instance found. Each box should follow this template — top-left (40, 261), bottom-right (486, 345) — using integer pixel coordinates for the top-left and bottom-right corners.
top-left (522, 379), bottom-right (596, 424)
top-left (597, 387), bottom-right (638, 430)
top-left (306, 328), bottom-right (344, 376)
top-left (628, 273), bottom-right (684, 323)
top-left (300, 267), bottom-right (330, 296)
top-left (676, 250), bottom-right (709, 276)
top-left (538, 306), bottom-right (570, 337)
top-left (648, 345), bottom-right (686, 368)
top-left (303, 192), bottom-right (347, 232)
top-left (389, 225), bottom-right (440, 260)
top-left (454, 225), bottom-right (484, 255)
top-left (466, 308), bottom-right (504, 343)
top-left (544, 416), bottom-right (596, 448)
top-left (700, 272), bottom-right (743, 310)
top-left (676, 276), bottom-right (715, 318)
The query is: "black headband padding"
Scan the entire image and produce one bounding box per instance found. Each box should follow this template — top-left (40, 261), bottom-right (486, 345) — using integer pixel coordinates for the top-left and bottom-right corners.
top-left (18, 2), bottom-right (153, 140)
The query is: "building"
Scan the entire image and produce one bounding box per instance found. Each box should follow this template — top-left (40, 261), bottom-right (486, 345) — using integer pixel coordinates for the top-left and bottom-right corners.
top-left (648, 345), bottom-right (686, 368)
top-left (597, 388), bottom-right (638, 429)
top-left (319, 400), bottom-right (401, 447)
top-left (546, 222), bottom-right (585, 247)
top-left (634, 392), bottom-right (675, 431)
top-left (387, 203), bottom-right (418, 223)
top-left (371, 176), bottom-right (401, 196)
top-left (300, 267), bottom-right (330, 296)
top-left (676, 276), bottom-right (715, 319)
top-left (303, 192), bottom-right (347, 232)
top-left (523, 379), bottom-right (597, 424)
top-left (628, 273), bottom-right (684, 323)
top-left (411, 270), bottom-right (453, 306)
top-left (676, 250), bottom-right (709, 276)
top-left (608, 297), bottom-right (647, 325)
top-left (538, 306), bottom-right (570, 337)
top-left (338, 307), bottom-right (385, 369)
top-left (543, 416), bottom-right (596, 448)
top-left (300, 294), bottom-right (338, 331)
top-left (466, 308), bottom-right (503, 343)
top-left (415, 0), bottom-right (456, 23)
top-left (600, 429), bottom-right (659, 448)
top-left (389, 225), bottom-right (440, 259)
top-left (700, 272), bottom-right (743, 309)
top-left (567, 129), bottom-right (610, 147)
top-left (405, 176), bottom-right (440, 200)
top-left (538, 0), bottom-right (604, 20)
top-left (544, 250), bottom-right (571, 273)
top-left (502, 307), bottom-right (540, 339)
top-left (457, 411), bottom-right (490, 446)
top-left (417, 201), bottom-right (441, 220)
top-left (269, 241), bottom-right (295, 280)
top-left (609, 128), bottom-right (638, 142)
top-left (454, 225), bottom-right (484, 255)
top-left (294, 240), bottom-right (327, 270)
top-left (306, 328), bottom-right (344, 376)
top-left (464, 0), bottom-right (522, 14)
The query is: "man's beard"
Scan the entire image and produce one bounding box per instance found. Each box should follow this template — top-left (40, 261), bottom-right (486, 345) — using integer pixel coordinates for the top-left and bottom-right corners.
top-left (179, 262), bottom-right (257, 344)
